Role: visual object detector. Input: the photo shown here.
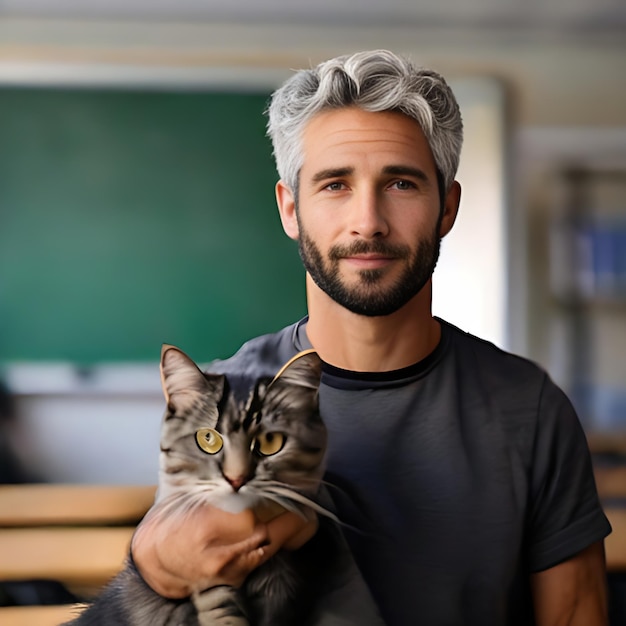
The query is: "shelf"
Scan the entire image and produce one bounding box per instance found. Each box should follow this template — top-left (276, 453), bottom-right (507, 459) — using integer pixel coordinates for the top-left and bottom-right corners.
top-left (549, 219), bottom-right (626, 305)
top-left (547, 166), bottom-right (626, 437)
top-left (552, 294), bottom-right (626, 310)
top-left (587, 431), bottom-right (626, 456)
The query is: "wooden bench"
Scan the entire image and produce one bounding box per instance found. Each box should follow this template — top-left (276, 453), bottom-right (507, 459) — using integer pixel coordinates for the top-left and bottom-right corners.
top-left (0, 484), bottom-right (156, 626)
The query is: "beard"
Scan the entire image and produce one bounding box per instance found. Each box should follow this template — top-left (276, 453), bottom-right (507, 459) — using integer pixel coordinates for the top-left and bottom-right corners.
top-left (297, 222), bottom-right (442, 317)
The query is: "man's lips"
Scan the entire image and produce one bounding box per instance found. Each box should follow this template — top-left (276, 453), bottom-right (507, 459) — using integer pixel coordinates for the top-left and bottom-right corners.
top-left (341, 254), bottom-right (396, 269)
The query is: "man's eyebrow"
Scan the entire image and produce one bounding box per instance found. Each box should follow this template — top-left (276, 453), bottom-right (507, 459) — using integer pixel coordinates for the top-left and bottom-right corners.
top-left (383, 165), bottom-right (431, 183)
top-left (310, 167), bottom-right (354, 185)
top-left (309, 165), bottom-right (433, 186)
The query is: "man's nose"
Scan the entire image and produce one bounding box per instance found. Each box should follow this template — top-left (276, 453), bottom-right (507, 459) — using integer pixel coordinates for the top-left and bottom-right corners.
top-left (349, 189), bottom-right (389, 239)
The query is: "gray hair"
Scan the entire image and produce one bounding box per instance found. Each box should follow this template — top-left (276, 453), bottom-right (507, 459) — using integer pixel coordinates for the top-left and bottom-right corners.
top-left (266, 49), bottom-right (463, 196)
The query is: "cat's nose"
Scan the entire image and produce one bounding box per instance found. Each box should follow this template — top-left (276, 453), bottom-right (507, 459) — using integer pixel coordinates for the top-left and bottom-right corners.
top-left (224, 474), bottom-right (246, 491)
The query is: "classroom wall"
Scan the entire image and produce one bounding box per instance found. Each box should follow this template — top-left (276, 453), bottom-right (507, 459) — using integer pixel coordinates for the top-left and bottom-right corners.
top-left (1, 76), bottom-right (508, 483)
top-left (1, 18), bottom-right (624, 482)
top-left (3, 17), bottom-right (625, 356)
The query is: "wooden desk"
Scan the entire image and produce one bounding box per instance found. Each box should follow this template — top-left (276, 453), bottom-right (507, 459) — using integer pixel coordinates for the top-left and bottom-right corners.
top-left (0, 484), bottom-right (156, 587)
top-left (0, 484), bottom-right (156, 527)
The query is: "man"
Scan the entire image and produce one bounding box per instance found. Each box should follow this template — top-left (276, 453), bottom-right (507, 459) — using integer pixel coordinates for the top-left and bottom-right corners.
top-left (132, 50), bottom-right (611, 625)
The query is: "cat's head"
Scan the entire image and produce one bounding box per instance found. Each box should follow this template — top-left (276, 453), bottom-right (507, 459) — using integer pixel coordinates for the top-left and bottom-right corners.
top-left (157, 345), bottom-right (325, 515)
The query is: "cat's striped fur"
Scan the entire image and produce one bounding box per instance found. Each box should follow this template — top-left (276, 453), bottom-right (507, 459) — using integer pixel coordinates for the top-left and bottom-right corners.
top-left (64, 345), bottom-right (328, 626)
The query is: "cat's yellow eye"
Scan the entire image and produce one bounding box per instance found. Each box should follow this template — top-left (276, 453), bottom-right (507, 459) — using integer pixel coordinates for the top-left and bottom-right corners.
top-left (195, 428), bottom-right (223, 454)
top-left (253, 432), bottom-right (285, 456)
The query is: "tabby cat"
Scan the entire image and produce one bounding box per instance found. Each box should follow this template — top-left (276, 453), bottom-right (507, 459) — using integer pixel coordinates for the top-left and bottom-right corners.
top-left (64, 344), bottom-right (331, 626)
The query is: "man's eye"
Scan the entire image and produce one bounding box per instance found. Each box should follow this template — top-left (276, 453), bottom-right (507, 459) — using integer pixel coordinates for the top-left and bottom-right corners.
top-left (392, 180), bottom-right (416, 190)
top-left (325, 182), bottom-right (345, 191)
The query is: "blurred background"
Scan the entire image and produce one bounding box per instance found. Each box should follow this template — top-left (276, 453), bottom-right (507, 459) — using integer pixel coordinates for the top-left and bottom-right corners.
top-left (0, 0), bottom-right (625, 484)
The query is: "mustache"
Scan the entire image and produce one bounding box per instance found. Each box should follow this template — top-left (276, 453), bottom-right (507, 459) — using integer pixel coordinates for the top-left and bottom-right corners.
top-left (328, 239), bottom-right (410, 261)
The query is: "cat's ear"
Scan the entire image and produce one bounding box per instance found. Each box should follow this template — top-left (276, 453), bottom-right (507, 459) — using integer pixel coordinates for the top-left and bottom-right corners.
top-left (271, 349), bottom-right (323, 391)
top-left (160, 344), bottom-right (224, 412)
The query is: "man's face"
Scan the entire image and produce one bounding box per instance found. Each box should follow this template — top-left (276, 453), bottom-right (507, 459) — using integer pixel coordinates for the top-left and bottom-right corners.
top-left (282, 107), bottom-right (450, 317)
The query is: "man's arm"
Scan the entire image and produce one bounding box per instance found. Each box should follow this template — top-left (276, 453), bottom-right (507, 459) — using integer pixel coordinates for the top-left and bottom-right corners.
top-left (530, 540), bottom-right (609, 626)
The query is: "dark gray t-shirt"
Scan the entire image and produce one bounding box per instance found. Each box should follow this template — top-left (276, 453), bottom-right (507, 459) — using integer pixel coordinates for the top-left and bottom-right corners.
top-left (210, 318), bottom-right (611, 626)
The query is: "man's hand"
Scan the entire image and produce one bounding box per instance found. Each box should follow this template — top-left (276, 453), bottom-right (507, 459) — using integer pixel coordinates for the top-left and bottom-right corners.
top-left (131, 502), bottom-right (316, 598)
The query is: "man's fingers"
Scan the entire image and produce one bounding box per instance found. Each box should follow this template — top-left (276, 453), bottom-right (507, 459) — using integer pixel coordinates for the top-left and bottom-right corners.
top-left (266, 511), bottom-right (318, 551)
top-left (132, 504), bottom-right (268, 596)
top-left (207, 524), bottom-right (269, 561)
top-left (201, 527), bottom-right (270, 588)
top-left (132, 515), bottom-right (194, 598)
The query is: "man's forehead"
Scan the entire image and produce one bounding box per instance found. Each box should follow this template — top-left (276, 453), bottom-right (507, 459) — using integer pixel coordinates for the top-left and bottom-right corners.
top-left (300, 108), bottom-right (435, 178)
top-left (303, 107), bottom-right (425, 140)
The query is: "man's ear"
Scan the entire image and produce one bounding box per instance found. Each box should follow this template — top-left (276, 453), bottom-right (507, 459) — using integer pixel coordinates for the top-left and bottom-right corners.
top-left (439, 181), bottom-right (461, 238)
top-left (276, 180), bottom-right (300, 241)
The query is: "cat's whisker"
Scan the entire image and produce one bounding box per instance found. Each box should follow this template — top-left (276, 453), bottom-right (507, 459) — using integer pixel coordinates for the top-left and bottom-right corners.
top-left (261, 485), bottom-right (340, 524)
top-left (254, 480), bottom-right (368, 535)
top-left (255, 493), bottom-right (309, 519)
top-left (316, 478), bottom-right (363, 502)
top-left (255, 477), bottom-right (317, 492)
top-left (155, 485), bottom-right (226, 517)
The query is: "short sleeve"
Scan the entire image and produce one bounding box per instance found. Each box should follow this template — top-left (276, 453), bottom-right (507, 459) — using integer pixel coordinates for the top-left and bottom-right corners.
top-left (527, 375), bottom-right (612, 572)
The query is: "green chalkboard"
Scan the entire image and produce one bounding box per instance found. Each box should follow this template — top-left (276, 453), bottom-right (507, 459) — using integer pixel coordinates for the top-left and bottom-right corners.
top-left (0, 87), bottom-right (306, 364)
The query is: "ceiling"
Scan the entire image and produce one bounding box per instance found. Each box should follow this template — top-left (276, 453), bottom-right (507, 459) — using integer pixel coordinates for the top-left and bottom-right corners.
top-left (2, 0), bottom-right (626, 32)
top-left (2, 0), bottom-right (624, 129)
